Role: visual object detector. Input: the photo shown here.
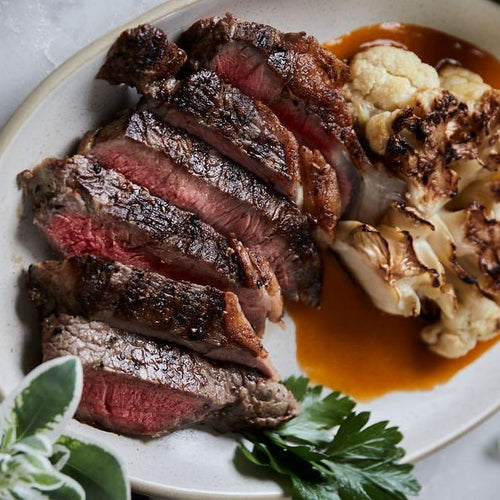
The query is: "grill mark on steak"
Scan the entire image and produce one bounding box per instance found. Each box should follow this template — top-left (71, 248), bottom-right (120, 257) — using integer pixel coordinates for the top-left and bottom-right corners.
top-left (42, 314), bottom-right (300, 435)
top-left (179, 13), bottom-right (368, 213)
top-left (28, 256), bottom-right (276, 377)
top-left (96, 24), bottom-right (186, 100)
top-left (18, 156), bottom-right (282, 333)
top-left (80, 110), bottom-right (322, 305)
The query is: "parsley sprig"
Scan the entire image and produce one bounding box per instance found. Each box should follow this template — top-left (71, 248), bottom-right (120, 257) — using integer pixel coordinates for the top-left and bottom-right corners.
top-left (238, 376), bottom-right (421, 500)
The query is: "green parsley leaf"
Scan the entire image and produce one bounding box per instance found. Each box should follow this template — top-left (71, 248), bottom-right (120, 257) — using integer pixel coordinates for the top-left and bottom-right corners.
top-left (237, 377), bottom-right (420, 500)
top-left (277, 376), bottom-right (356, 444)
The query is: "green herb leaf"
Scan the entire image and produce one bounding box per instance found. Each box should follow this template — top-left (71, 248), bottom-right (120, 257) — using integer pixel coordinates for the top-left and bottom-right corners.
top-left (45, 480), bottom-right (85, 500)
top-left (58, 435), bottom-right (130, 500)
top-left (278, 376), bottom-right (355, 444)
top-left (13, 435), bottom-right (53, 457)
top-left (1, 356), bottom-right (83, 442)
top-left (290, 475), bottom-right (340, 500)
top-left (237, 377), bottom-right (420, 500)
top-left (0, 357), bottom-right (128, 500)
top-left (49, 444), bottom-right (70, 471)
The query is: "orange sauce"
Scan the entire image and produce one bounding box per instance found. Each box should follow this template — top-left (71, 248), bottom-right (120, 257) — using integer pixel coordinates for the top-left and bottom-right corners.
top-left (323, 22), bottom-right (500, 88)
top-left (289, 23), bottom-right (500, 400)
top-left (288, 257), bottom-right (499, 400)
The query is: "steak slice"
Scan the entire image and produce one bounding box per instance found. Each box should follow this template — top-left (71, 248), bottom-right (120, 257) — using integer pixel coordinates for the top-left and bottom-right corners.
top-left (18, 156), bottom-right (282, 333)
top-left (157, 71), bottom-right (341, 241)
top-left (179, 13), bottom-right (366, 213)
top-left (42, 314), bottom-right (300, 435)
top-left (80, 111), bottom-right (322, 305)
top-left (96, 24), bottom-right (186, 100)
top-left (97, 23), bottom-right (300, 202)
top-left (156, 69), bottom-right (303, 203)
top-left (28, 256), bottom-right (275, 377)
top-left (96, 25), bottom-right (340, 243)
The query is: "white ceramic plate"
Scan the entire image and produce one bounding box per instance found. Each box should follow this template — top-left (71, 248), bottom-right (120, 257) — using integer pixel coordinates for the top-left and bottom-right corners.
top-left (1, 0), bottom-right (500, 498)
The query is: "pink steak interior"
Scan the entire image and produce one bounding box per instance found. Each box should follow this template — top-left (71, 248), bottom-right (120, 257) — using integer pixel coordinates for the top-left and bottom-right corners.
top-left (77, 369), bottom-right (209, 435)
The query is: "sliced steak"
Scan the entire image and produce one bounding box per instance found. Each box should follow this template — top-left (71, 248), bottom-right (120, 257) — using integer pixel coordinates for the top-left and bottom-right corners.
top-left (80, 111), bottom-right (322, 305)
top-left (97, 23), bottom-right (300, 201)
top-left (299, 146), bottom-right (341, 247)
top-left (96, 24), bottom-right (340, 242)
top-left (179, 13), bottom-right (367, 213)
top-left (42, 314), bottom-right (300, 435)
top-left (159, 71), bottom-right (341, 241)
top-left (156, 69), bottom-right (303, 202)
top-left (96, 24), bottom-right (186, 100)
top-left (18, 156), bottom-right (282, 333)
top-left (28, 256), bottom-right (275, 377)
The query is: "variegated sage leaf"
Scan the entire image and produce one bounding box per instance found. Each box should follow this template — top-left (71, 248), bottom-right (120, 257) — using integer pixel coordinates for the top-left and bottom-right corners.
top-left (58, 435), bottom-right (130, 500)
top-left (0, 357), bottom-right (82, 442)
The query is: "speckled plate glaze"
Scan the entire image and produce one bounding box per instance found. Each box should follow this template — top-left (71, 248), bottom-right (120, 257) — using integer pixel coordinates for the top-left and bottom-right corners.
top-left (1, 0), bottom-right (499, 498)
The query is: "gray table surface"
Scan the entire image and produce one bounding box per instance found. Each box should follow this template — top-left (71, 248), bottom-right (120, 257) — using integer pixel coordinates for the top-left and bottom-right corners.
top-left (1, 0), bottom-right (499, 498)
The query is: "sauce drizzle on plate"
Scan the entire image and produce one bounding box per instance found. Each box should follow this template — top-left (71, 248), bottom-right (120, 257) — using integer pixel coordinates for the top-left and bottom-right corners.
top-left (323, 22), bottom-right (500, 87)
top-left (288, 256), bottom-right (499, 400)
top-left (289, 23), bottom-right (500, 400)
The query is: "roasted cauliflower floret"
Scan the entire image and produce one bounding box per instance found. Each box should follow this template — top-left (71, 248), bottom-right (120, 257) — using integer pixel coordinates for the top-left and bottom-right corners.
top-left (366, 91), bottom-right (473, 214)
top-left (449, 171), bottom-right (500, 218)
top-left (421, 277), bottom-right (500, 357)
top-left (439, 65), bottom-right (492, 108)
top-left (333, 207), bottom-right (457, 319)
top-left (441, 203), bottom-right (500, 302)
top-left (344, 46), bottom-right (440, 127)
top-left (337, 47), bottom-right (500, 358)
top-left (472, 89), bottom-right (500, 171)
top-left (449, 88), bottom-right (499, 190)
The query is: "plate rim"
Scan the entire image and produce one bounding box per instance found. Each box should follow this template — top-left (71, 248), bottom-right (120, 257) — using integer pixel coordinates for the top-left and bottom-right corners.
top-left (1, 0), bottom-right (499, 497)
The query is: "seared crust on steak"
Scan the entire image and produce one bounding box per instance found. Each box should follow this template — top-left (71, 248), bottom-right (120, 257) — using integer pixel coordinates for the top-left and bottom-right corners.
top-left (28, 256), bottom-right (276, 377)
top-left (80, 110), bottom-right (322, 305)
top-left (157, 69), bottom-right (302, 202)
top-left (96, 24), bottom-right (186, 99)
top-left (18, 156), bottom-right (282, 332)
top-left (179, 13), bottom-right (364, 212)
top-left (96, 23), bottom-right (341, 245)
top-left (299, 146), bottom-right (341, 245)
top-left (42, 314), bottom-right (300, 435)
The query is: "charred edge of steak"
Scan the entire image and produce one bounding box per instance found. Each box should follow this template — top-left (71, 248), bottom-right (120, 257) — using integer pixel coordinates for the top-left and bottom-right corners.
top-left (96, 23), bottom-right (186, 99)
top-left (298, 146), bottom-right (341, 247)
top-left (178, 13), bottom-right (366, 216)
top-left (160, 69), bottom-right (302, 202)
top-left (80, 110), bottom-right (322, 306)
top-left (179, 13), bottom-right (349, 87)
top-left (18, 156), bottom-right (282, 332)
top-left (27, 256), bottom-right (277, 378)
top-left (42, 314), bottom-right (300, 435)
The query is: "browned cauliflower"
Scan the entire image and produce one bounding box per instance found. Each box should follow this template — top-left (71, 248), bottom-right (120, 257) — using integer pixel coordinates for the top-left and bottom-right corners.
top-left (333, 203), bottom-right (457, 319)
top-left (336, 46), bottom-right (500, 357)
